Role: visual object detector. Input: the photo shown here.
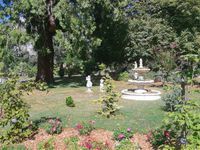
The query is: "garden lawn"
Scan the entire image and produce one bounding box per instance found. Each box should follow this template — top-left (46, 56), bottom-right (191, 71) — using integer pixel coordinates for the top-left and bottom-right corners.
top-left (23, 79), bottom-right (200, 133)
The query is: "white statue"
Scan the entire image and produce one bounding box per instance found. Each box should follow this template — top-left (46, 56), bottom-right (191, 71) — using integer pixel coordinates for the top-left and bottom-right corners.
top-left (86, 75), bottom-right (93, 92)
top-left (100, 78), bottom-right (104, 92)
top-left (139, 58), bottom-right (143, 68)
top-left (134, 72), bottom-right (138, 79)
top-left (134, 61), bottom-right (138, 69)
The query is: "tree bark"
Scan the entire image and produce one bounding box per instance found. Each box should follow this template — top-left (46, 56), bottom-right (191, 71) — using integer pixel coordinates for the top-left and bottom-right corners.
top-left (36, 0), bottom-right (56, 84)
top-left (36, 31), bottom-right (54, 84)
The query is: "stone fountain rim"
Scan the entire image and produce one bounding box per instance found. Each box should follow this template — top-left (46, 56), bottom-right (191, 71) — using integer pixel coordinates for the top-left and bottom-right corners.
top-left (121, 89), bottom-right (161, 96)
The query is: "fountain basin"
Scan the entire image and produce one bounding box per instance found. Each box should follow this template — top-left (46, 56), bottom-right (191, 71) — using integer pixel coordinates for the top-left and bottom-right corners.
top-left (121, 89), bottom-right (161, 101)
top-left (128, 79), bottom-right (154, 85)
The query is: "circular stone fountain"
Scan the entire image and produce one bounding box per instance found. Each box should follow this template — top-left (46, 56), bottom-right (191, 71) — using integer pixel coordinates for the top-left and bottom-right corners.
top-left (121, 59), bottom-right (161, 101)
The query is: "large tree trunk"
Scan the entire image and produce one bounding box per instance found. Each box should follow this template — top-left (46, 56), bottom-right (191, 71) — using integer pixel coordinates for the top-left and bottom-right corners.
top-left (36, 32), bottom-right (54, 84)
top-left (36, 0), bottom-right (56, 84)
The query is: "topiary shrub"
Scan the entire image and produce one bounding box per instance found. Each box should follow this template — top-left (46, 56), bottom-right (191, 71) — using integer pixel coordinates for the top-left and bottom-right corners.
top-left (66, 96), bottom-right (75, 107)
top-left (96, 75), bottom-right (121, 118)
top-left (117, 71), bottom-right (129, 81)
top-left (162, 86), bottom-right (183, 112)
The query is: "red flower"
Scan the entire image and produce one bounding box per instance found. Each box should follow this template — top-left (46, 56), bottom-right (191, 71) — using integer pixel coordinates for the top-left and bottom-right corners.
top-left (164, 131), bottom-right (170, 138)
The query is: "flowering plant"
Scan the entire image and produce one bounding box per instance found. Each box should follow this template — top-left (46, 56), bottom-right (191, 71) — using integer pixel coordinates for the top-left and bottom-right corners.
top-left (75, 120), bottom-right (95, 135)
top-left (80, 141), bottom-right (109, 150)
top-left (44, 118), bottom-right (62, 135)
top-left (113, 128), bottom-right (133, 141)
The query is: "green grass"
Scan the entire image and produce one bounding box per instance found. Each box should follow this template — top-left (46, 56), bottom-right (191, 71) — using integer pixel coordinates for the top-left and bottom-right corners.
top-left (23, 78), bottom-right (200, 133)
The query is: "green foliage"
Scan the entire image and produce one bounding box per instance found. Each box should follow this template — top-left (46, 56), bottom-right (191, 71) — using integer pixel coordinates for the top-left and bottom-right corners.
top-left (64, 136), bottom-right (79, 150)
top-left (156, 51), bottom-right (177, 83)
top-left (66, 96), bottom-right (75, 107)
top-left (12, 62), bottom-right (37, 78)
top-left (42, 118), bottom-right (62, 135)
top-left (113, 128), bottom-right (133, 141)
top-left (35, 82), bottom-right (48, 91)
top-left (37, 138), bottom-right (55, 150)
top-left (155, 0), bottom-right (200, 33)
top-left (115, 139), bottom-right (140, 150)
top-left (96, 76), bottom-right (121, 118)
top-left (0, 77), bottom-right (36, 144)
top-left (75, 121), bottom-right (95, 135)
top-left (150, 100), bottom-right (200, 149)
top-left (0, 144), bottom-right (27, 150)
top-left (117, 71), bottom-right (129, 81)
top-left (125, 16), bottom-right (176, 64)
top-left (162, 86), bottom-right (183, 112)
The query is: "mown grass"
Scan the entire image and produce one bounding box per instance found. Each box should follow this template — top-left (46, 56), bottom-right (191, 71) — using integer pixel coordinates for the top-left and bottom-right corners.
top-left (23, 77), bottom-right (200, 133)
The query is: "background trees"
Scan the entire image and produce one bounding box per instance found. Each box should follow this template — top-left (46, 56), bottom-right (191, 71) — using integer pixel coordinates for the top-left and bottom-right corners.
top-left (0, 0), bottom-right (199, 83)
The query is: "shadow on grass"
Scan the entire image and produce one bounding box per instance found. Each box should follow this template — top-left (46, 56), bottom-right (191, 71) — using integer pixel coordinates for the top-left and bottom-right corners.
top-left (48, 75), bottom-right (102, 88)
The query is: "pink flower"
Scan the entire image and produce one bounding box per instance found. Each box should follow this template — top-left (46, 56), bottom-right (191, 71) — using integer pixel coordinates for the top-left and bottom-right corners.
top-left (164, 131), bottom-right (170, 138)
top-left (85, 143), bottom-right (93, 149)
top-left (96, 147), bottom-right (101, 150)
top-left (118, 134), bottom-right (125, 140)
top-left (127, 128), bottom-right (131, 132)
top-left (76, 123), bottom-right (83, 130)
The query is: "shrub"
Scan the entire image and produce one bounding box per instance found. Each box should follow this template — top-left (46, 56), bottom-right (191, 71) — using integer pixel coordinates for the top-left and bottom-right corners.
top-left (64, 136), bottom-right (79, 150)
top-left (75, 121), bottom-right (95, 135)
top-left (115, 139), bottom-right (140, 150)
top-left (35, 81), bottom-right (48, 91)
top-left (113, 128), bottom-right (134, 141)
top-left (150, 100), bottom-right (200, 149)
top-left (37, 138), bottom-right (55, 150)
top-left (66, 96), bottom-right (75, 107)
top-left (43, 118), bottom-right (62, 135)
top-left (96, 76), bottom-right (121, 118)
top-left (117, 71), bottom-right (129, 81)
top-left (162, 86), bottom-right (183, 111)
top-left (0, 77), bottom-right (37, 144)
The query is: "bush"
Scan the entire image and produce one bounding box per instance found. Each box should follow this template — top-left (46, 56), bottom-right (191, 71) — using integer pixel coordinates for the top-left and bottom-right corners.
top-left (75, 121), bottom-right (95, 135)
top-left (42, 118), bottom-right (62, 135)
top-left (150, 100), bottom-right (200, 149)
top-left (37, 138), bottom-right (55, 150)
top-left (117, 71), bottom-right (129, 81)
top-left (162, 86), bottom-right (183, 111)
top-left (0, 77), bottom-right (36, 144)
top-left (113, 128), bottom-right (133, 141)
top-left (66, 96), bottom-right (75, 107)
top-left (96, 76), bottom-right (121, 118)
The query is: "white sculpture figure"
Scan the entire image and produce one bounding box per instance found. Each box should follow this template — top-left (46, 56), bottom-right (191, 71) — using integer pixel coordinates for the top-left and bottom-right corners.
top-left (134, 72), bottom-right (138, 79)
top-left (86, 75), bottom-right (93, 92)
top-left (100, 78), bottom-right (104, 92)
top-left (139, 58), bottom-right (143, 68)
top-left (134, 61), bottom-right (138, 69)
